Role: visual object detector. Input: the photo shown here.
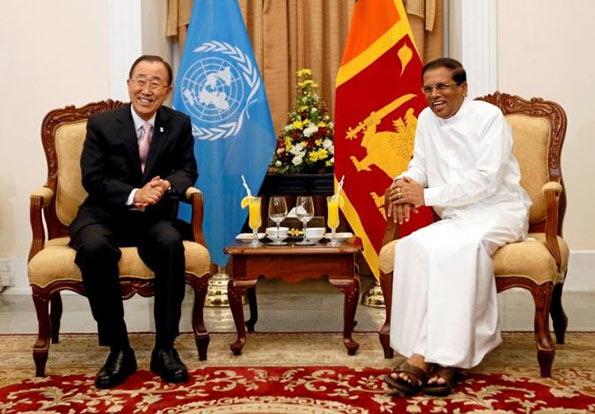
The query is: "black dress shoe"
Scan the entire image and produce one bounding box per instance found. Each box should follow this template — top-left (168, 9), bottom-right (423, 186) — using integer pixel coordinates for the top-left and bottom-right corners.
top-left (95, 348), bottom-right (137, 389)
top-left (150, 347), bottom-right (188, 383)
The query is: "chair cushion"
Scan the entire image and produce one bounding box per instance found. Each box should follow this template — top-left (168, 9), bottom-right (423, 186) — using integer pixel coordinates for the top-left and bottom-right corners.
top-left (492, 233), bottom-right (569, 284)
top-left (379, 239), bottom-right (399, 275)
top-left (28, 237), bottom-right (210, 288)
top-left (505, 114), bottom-right (551, 224)
top-left (378, 233), bottom-right (568, 284)
top-left (54, 121), bottom-right (89, 226)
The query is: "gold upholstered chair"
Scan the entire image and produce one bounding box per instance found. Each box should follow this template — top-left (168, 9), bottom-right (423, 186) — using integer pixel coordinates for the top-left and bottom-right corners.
top-left (28, 100), bottom-right (211, 376)
top-left (377, 92), bottom-right (569, 377)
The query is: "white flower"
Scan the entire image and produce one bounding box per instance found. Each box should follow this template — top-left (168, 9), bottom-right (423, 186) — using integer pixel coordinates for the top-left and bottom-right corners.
top-left (275, 160), bottom-right (282, 167)
top-left (322, 138), bottom-right (333, 150)
top-left (276, 148), bottom-right (284, 154)
top-left (284, 124), bottom-right (293, 131)
top-left (302, 97), bottom-right (308, 103)
top-left (303, 123), bottom-right (318, 137)
top-left (292, 155), bottom-right (303, 166)
top-left (289, 142), bottom-right (305, 155)
top-left (311, 107), bottom-right (318, 113)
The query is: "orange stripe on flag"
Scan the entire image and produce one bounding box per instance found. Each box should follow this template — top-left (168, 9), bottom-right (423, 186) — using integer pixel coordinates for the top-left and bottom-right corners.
top-left (340, 0), bottom-right (401, 66)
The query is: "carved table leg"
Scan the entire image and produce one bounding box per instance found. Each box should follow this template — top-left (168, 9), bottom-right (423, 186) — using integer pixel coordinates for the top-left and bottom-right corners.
top-left (329, 276), bottom-right (360, 355)
top-left (227, 278), bottom-right (257, 355)
top-left (245, 286), bottom-right (258, 332)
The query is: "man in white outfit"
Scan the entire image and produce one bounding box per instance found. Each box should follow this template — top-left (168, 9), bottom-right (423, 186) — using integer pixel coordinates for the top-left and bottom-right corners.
top-left (384, 58), bottom-right (531, 396)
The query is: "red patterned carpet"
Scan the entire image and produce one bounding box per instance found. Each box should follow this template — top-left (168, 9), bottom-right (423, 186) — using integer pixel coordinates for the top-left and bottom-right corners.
top-left (1, 332), bottom-right (594, 413)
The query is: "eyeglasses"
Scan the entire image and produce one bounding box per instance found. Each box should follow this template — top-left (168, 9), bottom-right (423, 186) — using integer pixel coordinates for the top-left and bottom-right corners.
top-left (129, 78), bottom-right (167, 91)
top-left (421, 82), bottom-right (457, 95)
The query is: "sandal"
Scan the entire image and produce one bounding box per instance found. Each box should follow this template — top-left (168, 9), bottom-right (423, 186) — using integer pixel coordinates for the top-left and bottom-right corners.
top-left (383, 360), bottom-right (429, 395)
top-left (422, 366), bottom-right (458, 396)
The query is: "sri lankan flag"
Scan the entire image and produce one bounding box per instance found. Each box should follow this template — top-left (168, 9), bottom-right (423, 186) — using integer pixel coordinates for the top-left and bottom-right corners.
top-left (334, 0), bottom-right (434, 278)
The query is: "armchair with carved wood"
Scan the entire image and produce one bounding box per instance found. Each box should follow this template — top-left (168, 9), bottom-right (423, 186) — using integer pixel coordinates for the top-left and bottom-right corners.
top-left (27, 100), bottom-right (212, 376)
top-left (377, 92), bottom-right (569, 377)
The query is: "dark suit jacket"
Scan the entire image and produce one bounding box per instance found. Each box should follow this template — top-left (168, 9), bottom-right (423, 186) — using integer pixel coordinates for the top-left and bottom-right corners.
top-left (70, 104), bottom-right (198, 238)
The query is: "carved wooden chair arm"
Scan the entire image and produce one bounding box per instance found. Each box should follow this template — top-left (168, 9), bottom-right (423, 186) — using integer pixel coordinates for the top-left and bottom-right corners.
top-left (29, 187), bottom-right (54, 261)
top-left (542, 181), bottom-right (563, 269)
top-left (184, 187), bottom-right (207, 247)
top-left (381, 188), bottom-right (401, 246)
top-left (31, 187), bottom-right (54, 207)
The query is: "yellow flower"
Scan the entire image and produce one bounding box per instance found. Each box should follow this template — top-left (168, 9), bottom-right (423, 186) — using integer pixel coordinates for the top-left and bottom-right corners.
top-left (309, 152), bottom-right (319, 162)
top-left (299, 105), bottom-right (308, 112)
top-left (318, 121), bottom-right (326, 127)
top-left (318, 149), bottom-right (329, 160)
top-left (288, 228), bottom-right (303, 236)
top-left (284, 137), bottom-right (292, 150)
top-left (303, 119), bottom-right (311, 125)
top-left (325, 160), bottom-right (333, 167)
top-left (292, 120), bottom-right (303, 129)
top-left (297, 68), bottom-right (312, 77)
top-left (315, 139), bottom-right (322, 146)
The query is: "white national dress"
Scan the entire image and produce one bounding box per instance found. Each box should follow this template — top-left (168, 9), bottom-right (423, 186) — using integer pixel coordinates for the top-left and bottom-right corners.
top-left (390, 99), bottom-right (532, 369)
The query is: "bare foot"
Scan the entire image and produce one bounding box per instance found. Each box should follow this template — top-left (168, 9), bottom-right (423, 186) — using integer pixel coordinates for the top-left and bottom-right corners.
top-left (390, 354), bottom-right (432, 386)
top-left (427, 366), bottom-right (456, 385)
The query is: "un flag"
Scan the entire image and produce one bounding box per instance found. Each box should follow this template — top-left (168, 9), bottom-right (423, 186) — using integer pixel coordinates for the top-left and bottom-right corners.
top-left (173, 0), bottom-right (276, 266)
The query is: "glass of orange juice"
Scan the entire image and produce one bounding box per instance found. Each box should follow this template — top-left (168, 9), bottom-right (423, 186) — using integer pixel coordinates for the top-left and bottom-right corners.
top-left (242, 196), bottom-right (262, 246)
top-left (326, 196), bottom-right (341, 246)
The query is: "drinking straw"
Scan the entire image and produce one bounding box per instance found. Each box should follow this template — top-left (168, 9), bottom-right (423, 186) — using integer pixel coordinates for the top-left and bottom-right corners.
top-left (241, 174), bottom-right (252, 198)
top-left (334, 175), bottom-right (345, 202)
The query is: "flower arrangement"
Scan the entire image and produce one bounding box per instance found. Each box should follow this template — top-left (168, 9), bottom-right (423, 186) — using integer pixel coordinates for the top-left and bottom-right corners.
top-left (270, 69), bottom-right (334, 174)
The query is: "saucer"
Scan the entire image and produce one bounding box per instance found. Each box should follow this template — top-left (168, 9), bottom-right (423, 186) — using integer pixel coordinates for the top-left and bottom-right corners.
top-left (324, 232), bottom-right (353, 243)
top-left (236, 233), bottom-right (266, 242)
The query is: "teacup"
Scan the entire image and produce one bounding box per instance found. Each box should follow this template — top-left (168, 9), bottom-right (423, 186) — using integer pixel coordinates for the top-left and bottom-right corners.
top-left (305, 227), bottom-right (325, 243)
top-left (266, 226), bottom-right (289, 242)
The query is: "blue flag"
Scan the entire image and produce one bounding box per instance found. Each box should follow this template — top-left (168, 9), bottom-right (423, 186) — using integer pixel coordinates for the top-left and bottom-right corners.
top-left (173, 0), bottom-right (276, 266)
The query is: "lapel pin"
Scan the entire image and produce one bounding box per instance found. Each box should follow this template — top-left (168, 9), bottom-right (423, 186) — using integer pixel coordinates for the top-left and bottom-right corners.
top-left (159, 127), bottom-right (164, 133)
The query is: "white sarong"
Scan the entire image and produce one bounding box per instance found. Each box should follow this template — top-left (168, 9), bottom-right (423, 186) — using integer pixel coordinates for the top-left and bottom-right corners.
top-left (389, 204), bottom-right (526, 369)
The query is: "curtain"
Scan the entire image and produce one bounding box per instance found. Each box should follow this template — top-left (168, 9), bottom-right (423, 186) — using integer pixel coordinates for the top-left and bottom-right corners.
top-left (167, 0), bottom-right (443, 133)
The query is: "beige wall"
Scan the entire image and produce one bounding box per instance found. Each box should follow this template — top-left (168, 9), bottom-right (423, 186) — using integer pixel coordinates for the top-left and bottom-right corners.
top-left (0, 1), bottom-right (110, 287)
top-left (497, 0), bottom-right (595, 250)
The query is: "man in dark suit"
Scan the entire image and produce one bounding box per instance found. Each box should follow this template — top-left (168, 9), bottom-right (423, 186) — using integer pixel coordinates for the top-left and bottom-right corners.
top-left (70, 55), bottom-right (198, 388)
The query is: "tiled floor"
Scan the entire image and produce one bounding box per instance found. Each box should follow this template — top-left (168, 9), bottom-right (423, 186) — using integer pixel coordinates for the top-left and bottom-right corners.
top-left (0, 276), bottom-right (593, 335)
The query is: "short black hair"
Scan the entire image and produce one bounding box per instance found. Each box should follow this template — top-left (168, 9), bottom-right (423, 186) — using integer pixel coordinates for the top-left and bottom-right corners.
top-left (422, 57), bottom-right (467, 85)
top-left (128, 55), bottom-right (173, 86)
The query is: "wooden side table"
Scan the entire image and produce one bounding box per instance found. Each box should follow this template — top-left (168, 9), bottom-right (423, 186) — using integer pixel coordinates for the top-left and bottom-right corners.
top-left (224, 241), bottom-right (361, 355)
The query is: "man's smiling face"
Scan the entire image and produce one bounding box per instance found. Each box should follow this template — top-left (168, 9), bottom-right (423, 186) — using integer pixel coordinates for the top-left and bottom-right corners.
top-left (422, 66), bottom-right (467, 119)
top-left (127, 60), bottom-right (172, 121)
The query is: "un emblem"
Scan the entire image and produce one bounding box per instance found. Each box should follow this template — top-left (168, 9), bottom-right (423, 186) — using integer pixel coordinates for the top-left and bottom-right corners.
top-left (180, 41), bottom-right (261, 141)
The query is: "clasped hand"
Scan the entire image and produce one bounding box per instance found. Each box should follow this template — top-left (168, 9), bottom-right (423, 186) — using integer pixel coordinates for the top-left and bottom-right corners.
top-left (387, 177), bottom-right (425, 224)
top-left (133, 176), bottom-right (171, 208)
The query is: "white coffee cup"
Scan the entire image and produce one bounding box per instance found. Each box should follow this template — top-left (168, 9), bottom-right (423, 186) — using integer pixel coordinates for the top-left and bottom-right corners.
top-left (305, 227), bottom-right (325, 242)
top-left (266, 226), bottom-right (289, 241)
